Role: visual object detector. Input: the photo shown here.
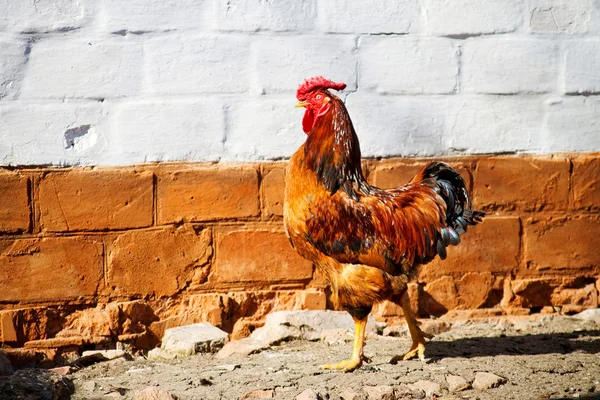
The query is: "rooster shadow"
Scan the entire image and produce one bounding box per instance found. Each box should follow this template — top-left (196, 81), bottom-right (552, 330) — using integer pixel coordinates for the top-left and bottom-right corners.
top-left (425, 329), bottom-right (600, 358)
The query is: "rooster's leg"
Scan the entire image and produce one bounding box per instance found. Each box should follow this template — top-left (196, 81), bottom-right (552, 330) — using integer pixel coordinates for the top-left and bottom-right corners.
top-left (390, 293), bottom-right (434, 363)
top-left (319, 315), bottom-right (368, 372)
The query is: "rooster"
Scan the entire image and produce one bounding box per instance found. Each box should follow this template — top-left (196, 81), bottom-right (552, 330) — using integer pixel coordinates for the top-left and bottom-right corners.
top-left (283, 76), bottom-right (484, 372)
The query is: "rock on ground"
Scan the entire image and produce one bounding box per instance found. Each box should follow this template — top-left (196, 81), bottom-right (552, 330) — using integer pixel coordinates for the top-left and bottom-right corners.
top-left (0, 369), bottom-right (74, 400)
top-left (573, 308), bottom-right (600, 323)
top-left (363, 385), bottom-right (395, 400)
top-left (161, 322), bottom-right (228, 357)
top-left (296, 388), bottom-right (323, 400)
top-left (473, 371), bottom-right (508, 390)
top-left (134, 386), bottom-right (177, 400)
top-left (409, 380), bottom-right (441, 396)
top-left (446, 374), bottom-right (470, 392)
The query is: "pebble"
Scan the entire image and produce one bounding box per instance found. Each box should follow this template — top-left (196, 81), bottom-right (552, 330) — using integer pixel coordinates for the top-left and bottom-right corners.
top-left (296, 388), bottom-right (323, 400)
top-left (134, 386), bottom-right (177, 400)
top-left (473, 371), bottom-right (507, 390)
top-left (339, 388), bottom-right (363, 400)
top-left (446, 374), bottom-right (470, 392)
top-left (409, 380), bottom-right (441, 396)
top-left (362, 385), bottom-right (395, 400)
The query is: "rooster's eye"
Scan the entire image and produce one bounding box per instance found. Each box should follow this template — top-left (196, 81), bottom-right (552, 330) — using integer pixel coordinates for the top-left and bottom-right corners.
top-left (316, 94), bottom-right (322, 100)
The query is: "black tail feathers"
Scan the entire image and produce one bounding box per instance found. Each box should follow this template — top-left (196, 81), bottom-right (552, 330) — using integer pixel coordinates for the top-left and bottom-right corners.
top-left (420, 161), bottom-right (485, 260)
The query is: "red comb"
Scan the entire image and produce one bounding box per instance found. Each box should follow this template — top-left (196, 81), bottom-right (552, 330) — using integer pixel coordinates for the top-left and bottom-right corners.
top-left (296, 76), bottom-right (347, 100)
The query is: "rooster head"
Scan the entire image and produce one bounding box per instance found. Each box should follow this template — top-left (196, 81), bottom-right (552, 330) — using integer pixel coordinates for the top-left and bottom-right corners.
top-left (296, 76), bottom-right (346, 134)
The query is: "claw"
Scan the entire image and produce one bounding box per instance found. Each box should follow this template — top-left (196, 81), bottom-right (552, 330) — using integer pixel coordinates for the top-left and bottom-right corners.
top-left (319, 357), bottom-right (362, 372)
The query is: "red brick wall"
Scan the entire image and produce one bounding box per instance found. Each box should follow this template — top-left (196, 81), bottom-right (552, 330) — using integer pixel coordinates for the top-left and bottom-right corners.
top-left (1, 155), bottom-right (599, 350)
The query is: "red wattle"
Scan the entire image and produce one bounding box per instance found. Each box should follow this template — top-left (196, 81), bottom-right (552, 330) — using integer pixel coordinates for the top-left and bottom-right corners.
top-left (302, 108), bottom-right (314, 134)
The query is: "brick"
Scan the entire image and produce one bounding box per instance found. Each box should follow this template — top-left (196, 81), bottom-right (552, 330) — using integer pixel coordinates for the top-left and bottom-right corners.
top-left (212, 229), bottom-right (313, 284)
top-left (528, 0), bottom-right (600, 34)
top-left (0, 38), bottom-right (27, 100)
top-left (572, 156), bottom-right (600, 211)
top-left (145, 34), bottom-right (250, 94)
top-left (345, 95), bottom-right (448, 157)
top-left (422, 272), bottom-right (500, 314)
top-left (108, 226), bottom-right (212, 297)
top-left (24, 337), bottom-right (84, 349)
top-left (564, 40), bottom-right (600, 94)
top-left (38, 169), bottom-right (153, 232)
top-left (210, 0), bottom-right (316, 32)
top-left (0, 103), bottom-right (108, 166)
top-left (20, 37), bottom-right (143, 99)
top-left (445, 96), bottom-right (544, 154)
top-left (523, 217), bottom-right (600, 276)
top-left (252, 36), bottom-right (357, 94)
top-left (0, 173), bottom-right (29, 232)
top-left (157, 167), bottom-right (259, 223)
top-left (261, 166), bottom-right (286, 217)
top-left (113, 99), bottom-right (225, 163)
top-left (105, 0), bottom-right (207, 32)
top-left (0, 0), bottom-right (93, 32)
top-left (224, 97), bottom-right (305, 161)
top-left (1, 311), bottom-right (18, 342)
top-left (424, 0), bottom-right (523, 36)
top-left (417, 217), bottom-right (520, 282)
top-left (318, 0), bottom-right (420, 33)
top-left (462, 38), bottom-right (559, 94)
top-left (296, 290), bottom-right (326, 310)
top-left (359, 37), bottom-right (458, 94)
top-left (371, 159), bottom-right (471, 191)
top-left (0, 237), bottom-right (103, 302)
top-left (474, 157), bottom-right (570, 211)
top-left (544, 96), bottom-right (600, 152)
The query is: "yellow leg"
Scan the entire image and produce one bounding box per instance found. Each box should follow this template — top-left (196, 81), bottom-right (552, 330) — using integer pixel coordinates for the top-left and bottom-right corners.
top-left (390, 294), bottom-right (434, 363)
top-left (319, 316), bottom-right (368, 372)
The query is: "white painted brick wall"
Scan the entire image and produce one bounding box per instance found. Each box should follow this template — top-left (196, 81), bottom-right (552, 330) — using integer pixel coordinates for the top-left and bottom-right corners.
top-left (424, 0), bottom-right (523, 36)
top-left (462, 38), bottom-right (560, 94)
top-left (0, 0), bottom-right (599, 166)
top-left (359, 37), bottom-right (458, 94)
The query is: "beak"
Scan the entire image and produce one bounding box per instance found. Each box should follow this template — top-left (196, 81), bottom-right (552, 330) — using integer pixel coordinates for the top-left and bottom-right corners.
top-left (295, 101), bottom-right (309, 108)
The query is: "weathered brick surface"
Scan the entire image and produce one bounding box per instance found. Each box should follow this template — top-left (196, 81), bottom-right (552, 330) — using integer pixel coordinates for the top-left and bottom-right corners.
top-left (0, 237), bottom-right (103, 302)
top-left (544, 97), bottom-right (600, 152)
top-left (417, 217), bottom-right (520, 282)
top-left (0, 38), bottom-right (27, 100)
top-left (473, 157), bottom-right (570, 211)
top-left (564, 40), bottom-right (600, 94)
top-left (212, 229), bottom-right (313, 284)
top-left (523, 217), bottom-right (600, 276)
top-left (108, 226), bottom-right (212, 297)
top-left (572, 157), bottom-right (600, 211)
top-left (0, 172), bottom-right (29, 232)
top-left (38, 170), bottom-right (153, 232)
top-left (157, 167), bottom-right (259, 223)
top-left (261, 166), bottom-right (286, 218)
top-left (371, 160), bottom-right (472, 190)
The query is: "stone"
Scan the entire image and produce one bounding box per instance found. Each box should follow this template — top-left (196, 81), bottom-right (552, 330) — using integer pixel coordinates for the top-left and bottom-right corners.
top-left (572, 157), bottom-right (600, 211)
top-left (157, 167), bottom-right (259, 223)
top-left (0, 237), bottom-right (103, 302)
top-left (339, 388), bottom-right (363, 400)
top-left (0, 173), bottom-right (29, 233)
top-left (297, 290), bottom-right (327, 311)
top-left (0, 351), bottom-right (12, 376)
top-left (147, 348), bottom-right (177, 361)
top-left (362, 385), bottom-right (395, 400)
top-left (359, 36), bottom-right (458, 94)
top-left (134, 386), bottom-right (177, 400)
top-left (409, 380), bottom-right (441, 396)
top-left (446, 374), bottom-right (470, 392)
top-left (296, 388), bottom-right (322, 400)
top-left (524, 217), bottom-right (600, 275)
top-left (552, 283), bottom-right (598, 308)
top-left (473, 372), bottom-right (507, 390)
top-left (215, 338), bottom-right (266, 359)
top-left (241, 389), bottom-right (275, 399)
top-left (212, 229), bottom-right (313, 283)
top-left (81, 349), bottom-right (126, 361)
top-left (261, 166), bottom-right (286, 217)
top-left (38, 169), bottom-right (153, 232)
top-left (49, 366), bottom-right (71, 375)
top-left (0, 369), bottom-right (74, 399)
top-left (108, 226), bottom-right (212, 297)
top-left (321, 329), bottom-right (354, 345)
top-left (474, 157), bottom-right (570, 212)
top-left (573, 308), bottom-right (600, 323)
top-left (161, 323), bottom-right (228, 357)
top-left (462, 38), bottom-right (559, 94)
top-left (417, 217), bottom-right (520, 282)
top-left (81, 381), bottom-right (97, 392)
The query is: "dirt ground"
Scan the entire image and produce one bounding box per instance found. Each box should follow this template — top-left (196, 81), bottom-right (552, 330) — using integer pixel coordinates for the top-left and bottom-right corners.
top-left (70, 314), bottom-right (600, 400)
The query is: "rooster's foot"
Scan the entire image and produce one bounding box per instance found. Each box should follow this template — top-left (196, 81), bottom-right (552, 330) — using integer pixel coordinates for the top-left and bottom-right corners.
top-left (319, 355), bottom-right (370, 372)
